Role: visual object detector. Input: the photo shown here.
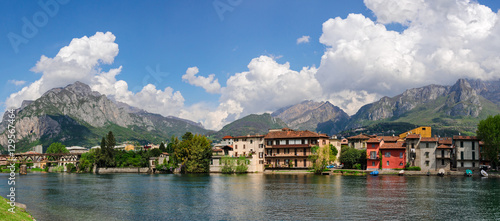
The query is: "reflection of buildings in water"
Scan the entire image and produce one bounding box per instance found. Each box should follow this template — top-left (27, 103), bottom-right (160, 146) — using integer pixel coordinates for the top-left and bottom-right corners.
top-left (208, 174), bottom-right (265, 219)
top-left (365, 175), bottom-right (409, 218)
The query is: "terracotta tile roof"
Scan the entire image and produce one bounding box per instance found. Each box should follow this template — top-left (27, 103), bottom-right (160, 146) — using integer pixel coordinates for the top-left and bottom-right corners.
top-left (380, 141), bottom-right (406, 149)
top-left (233, 135), bottom-right (265, 139)
top-left (479, 141), bottom-right (484, 145)
top-left (378, 136), bottom-right (399, 142)
top-left (438, 137), bottom-right (452, 145)
top-left (406, 134), bottom-right (421, 139)
top-left (367, 138), bottom-right (382, 143)
top-left (265, 128), bottom-right (328, 139)
top-left (222, 135), bottom-right (233, 139)
top-left (420, 137), bottom-right (438, 142)
top-left (437, 144), bottom-right (452, 149)
top-left (453, 135), bottom-right (479, 140)
top-left (347, 134), bottom-right (374, 140)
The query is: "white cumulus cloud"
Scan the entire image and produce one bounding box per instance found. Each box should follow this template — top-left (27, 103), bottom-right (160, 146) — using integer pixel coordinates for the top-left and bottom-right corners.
top-left (181, 67), bottom-right (221, 94)
top-left (8, 80), bottom-right (26, 86)
top-left (296, 35), bottom-right (310, 44)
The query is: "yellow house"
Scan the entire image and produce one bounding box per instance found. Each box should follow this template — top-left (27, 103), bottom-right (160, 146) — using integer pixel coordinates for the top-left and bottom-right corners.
top-left (399, 126), bottom-right (431, 139)
top-left (125, 144), bottom-right (135, 151)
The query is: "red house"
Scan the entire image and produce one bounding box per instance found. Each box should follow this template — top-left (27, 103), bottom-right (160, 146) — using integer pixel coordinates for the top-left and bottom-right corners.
top-left (380, 141), bottom-right (406, 170)
top-left (366, 137), bottom-right (383, 170)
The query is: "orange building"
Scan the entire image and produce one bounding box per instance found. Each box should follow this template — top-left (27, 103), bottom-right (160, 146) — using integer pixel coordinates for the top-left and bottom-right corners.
top-left (264, 128), bottom-right (330, 168)
top-left (366, 137), bottom-right (383, 170)
top-left (380, 141), bottom-right (406, 170)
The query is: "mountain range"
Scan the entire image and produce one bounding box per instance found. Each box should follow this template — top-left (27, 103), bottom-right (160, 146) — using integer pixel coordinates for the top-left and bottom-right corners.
top-left (1, 78), bottom-right (499, 152)
top-left (0, 82), bottom-right (209, 153)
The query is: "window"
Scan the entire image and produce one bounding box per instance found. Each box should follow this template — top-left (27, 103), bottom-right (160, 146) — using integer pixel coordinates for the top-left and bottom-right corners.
top-left (387, 161), bottom-right (389, 166)
top-left (234, 139), bottom-right (238, 142)
top-left (385, 152), bottom-right (391, 158)
top-left (250, 140), bottom-right (253, 144)
top-left (243, 145), bottom-right (245, 149)
top-left (243, 152), bottom-right (246, 156)
top-left (442, 159), bottom-right (444, 165)
top-left (426, 143), bottom-right (429, 148)
top-left (399, 152), bottom-right (403, 158)
top-left (259, 160), bottom-right (264, 164)
top-left (235, 152), bottom-right (238, 157)
top-left (461, 151), bottom-right (464, 160)
top-left (259, 144), bottom-right (264, 149)
top-left (472, 152), bottom-right (475, 160)
top-left (323, 140), bottom-right (326, 145)
top-left (473, 162), bottom-right (475, 167)
top-left (425, 161), bottom-right (429, 166)
top-left (399, 162), bottom-right (403, 166)
top-left (277, 159), bottom-right (280, 165)
top-left (472, 142), bottom-right (475, 150)
top-left (425, 152), bottom-right (429, 158)
top-left (280, 140), bottom-right (286, 145)
top-left (210, 159), bottom-right (213, 165)
top-left (277, 149), bottom-right (280, 154)
top-left (235, 145), bottom-right (238, 150)
top-left (267, 140), bottom-right (272, 146)
top-left (372, 162), bottom-right (375, 166)
top-left (370, 151), bottom-right (376, 159)
top-left (461, 162), bottom-right (464, 167)
top-left (460, 141), bottom-right (464, 147)
top-left (259, 152), bottom-right (263, 158)
top-left (372, 144), bottom-right (375, 148)
top-left (441, 150), bottom-right (445, 158)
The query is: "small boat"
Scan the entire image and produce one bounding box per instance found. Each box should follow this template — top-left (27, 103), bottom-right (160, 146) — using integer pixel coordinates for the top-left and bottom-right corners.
top-left (437, 169), bottom-right (445, 177)
top-left (398, 170), bottom-right (404, 176)
top-left (481, 169), bottom-right (488, 177)
top-left (370, 170), bottom-right (379, 176)
top-left (465, 169), bottom-right (473, 177)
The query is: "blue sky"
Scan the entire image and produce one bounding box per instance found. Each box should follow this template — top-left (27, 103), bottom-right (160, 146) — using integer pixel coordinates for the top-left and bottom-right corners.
top-left (1, 0), bottom-right (500, 130)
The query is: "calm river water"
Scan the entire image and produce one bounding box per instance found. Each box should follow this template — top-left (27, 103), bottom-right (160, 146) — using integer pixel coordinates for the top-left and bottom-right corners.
top-left (1, 173), bottom-right (499, 220)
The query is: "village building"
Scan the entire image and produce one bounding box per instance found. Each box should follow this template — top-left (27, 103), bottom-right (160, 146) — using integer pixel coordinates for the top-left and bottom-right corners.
top-left (366, 137), bottom-right (383, 170)
top-left (232, 134), bottom-right (266, 172)
top-left (347, 134), bottom-right (373, 149)
top-left (380, 141), bottom-right (406, 170)
top-left (417, 137), bottom-right (438, 172)
top-left (405, 134), bottom-right (421, 167)
top-left (436, 139), bottom-right (453, 171)
top-left (264, 128), bottom-right (330, 169)
top-left (453, 135), bottom-right (481, 170)
top-left (329, 136), bottom-right (342, 165)
top-left (66, 146), bottom-right (89, 154)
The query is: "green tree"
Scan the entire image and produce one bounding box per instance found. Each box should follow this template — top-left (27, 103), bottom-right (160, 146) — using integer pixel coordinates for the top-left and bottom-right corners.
top-left (174, 134), bottom-right (212, 173)
top-left (182, 132), bottom-right (194, 141)
top-left (95, 131), bottom-right (116, 168)
top-left (46, 142), bottom-right (69, 154)
top-left (78, 150), bottom-right (97, 172)
top-left (221, 156), bottom-right (235, 173)
top-left (66, 163), bottom-right (76, 173)
top-left (339, 146), bottom-right (361, 169)
top-left (159, 142), bottom-right (166, 152)
top-left (309, 145), bottom-right (330, 174)
top-left (477, 115), bottom-right (500, 168)
top-left (235, 156), bottom-right (249, 173)
top-left (329, 144), bottom-right (339, 163)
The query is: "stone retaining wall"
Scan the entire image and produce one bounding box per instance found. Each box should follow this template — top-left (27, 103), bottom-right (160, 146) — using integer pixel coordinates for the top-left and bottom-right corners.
top-left (96, 167), bottom-right (150, 174)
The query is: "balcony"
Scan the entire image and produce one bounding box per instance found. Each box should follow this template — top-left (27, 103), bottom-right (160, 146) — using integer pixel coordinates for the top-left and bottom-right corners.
top-left (367, 156), bottom-right (379, 160)
top-left (265, 154), bottom-right (308, 158)
top-left (265, 144), bottom-right (312, 148)
top-left (436, 154), bottom-right (451, 159)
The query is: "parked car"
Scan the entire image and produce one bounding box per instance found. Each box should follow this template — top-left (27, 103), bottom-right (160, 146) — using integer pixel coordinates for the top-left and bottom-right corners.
top-left (326, 164), bottom-right (335, 169)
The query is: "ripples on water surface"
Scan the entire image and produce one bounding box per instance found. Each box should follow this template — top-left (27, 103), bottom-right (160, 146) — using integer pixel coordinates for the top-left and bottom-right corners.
top-left (1, 173), bottom-right (499, 220)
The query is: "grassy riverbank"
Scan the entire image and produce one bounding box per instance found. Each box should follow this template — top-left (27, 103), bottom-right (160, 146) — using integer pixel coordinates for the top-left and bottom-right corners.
top-left (0, 196), bottom-right (34, 221)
